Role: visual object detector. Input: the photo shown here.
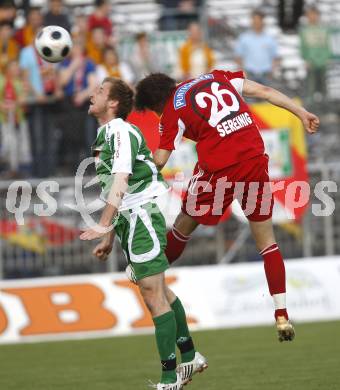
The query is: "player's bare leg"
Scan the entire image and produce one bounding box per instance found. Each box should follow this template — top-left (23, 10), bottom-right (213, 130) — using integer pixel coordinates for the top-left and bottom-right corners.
top-left (249, 218), bottom-right (295, 342)
top-left (165, 213), bottom-right (199, 264)
top-left (139, 273), bottom-right (171, 317)
top-left (138, 273), bottom-right (183, 389)
top-left (164, 286), bottom-right (208, 385)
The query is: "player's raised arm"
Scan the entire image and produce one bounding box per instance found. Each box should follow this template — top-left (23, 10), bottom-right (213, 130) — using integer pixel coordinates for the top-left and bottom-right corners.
top-left (242, 79), bottom-right (320, 134)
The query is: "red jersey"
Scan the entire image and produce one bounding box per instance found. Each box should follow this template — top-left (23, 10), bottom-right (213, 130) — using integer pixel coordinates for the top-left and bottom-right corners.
top-left (159, 69), bottom-right (265, 172)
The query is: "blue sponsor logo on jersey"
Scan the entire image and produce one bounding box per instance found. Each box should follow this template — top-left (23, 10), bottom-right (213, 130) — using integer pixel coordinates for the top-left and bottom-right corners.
top-left (173, 73), bottom-right (214, 110)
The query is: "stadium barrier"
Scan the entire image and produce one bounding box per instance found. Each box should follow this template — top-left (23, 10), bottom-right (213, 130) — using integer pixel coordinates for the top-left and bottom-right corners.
top-left (0, 256), bottom-right (339, 344)
top-left (0, 177), bottom-right (116, 280)
top-left (0, 160), bottom-right (339, 278)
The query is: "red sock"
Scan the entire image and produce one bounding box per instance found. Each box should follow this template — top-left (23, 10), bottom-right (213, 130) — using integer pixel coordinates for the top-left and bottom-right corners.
top-left (275, 309), bottom-right (288, 320)
top-left (165, 227), bottom-right (190, 264)
top-left (260, 243), bottom-right (288, 320)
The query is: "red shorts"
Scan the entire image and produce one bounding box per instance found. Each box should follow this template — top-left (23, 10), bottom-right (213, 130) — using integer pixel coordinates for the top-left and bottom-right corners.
top-left (182, 154), bottom-right (274, 225)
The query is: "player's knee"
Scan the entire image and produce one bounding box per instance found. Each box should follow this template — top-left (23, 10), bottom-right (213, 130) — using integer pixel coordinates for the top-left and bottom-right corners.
top-left (174, 212), bottom-right (198, 236)
top-left (139, 284), bottom-right (167, 313)
top-left (249, 219), bottom-right (276, 251)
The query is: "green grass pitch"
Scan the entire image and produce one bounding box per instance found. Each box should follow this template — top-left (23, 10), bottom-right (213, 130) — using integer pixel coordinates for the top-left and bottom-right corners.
top-left (1, 321), bottom-right (339, 390)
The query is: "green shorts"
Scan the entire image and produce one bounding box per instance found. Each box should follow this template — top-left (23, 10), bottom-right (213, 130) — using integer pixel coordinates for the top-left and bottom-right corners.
top-left (114, 202), bottom-right (169, 280)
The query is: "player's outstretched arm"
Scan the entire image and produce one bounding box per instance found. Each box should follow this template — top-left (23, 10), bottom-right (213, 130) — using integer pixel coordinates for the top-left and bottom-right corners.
top-left (153, 149), bottom-right (173, 170)
top-left (242, 79), bottom-right (320, 134)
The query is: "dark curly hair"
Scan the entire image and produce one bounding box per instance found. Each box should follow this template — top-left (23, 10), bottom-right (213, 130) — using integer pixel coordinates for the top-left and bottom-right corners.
top-left (103, 77), bottom-right (134, 120)
top-left (135, 73), bottom-right (176, 113)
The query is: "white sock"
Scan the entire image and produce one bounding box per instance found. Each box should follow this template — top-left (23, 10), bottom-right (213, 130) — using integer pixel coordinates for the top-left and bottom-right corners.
top-left (273, 293), bottom-right (286, 310)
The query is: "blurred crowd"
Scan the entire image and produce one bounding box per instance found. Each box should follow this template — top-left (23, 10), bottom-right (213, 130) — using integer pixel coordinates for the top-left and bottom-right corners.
top-left (0, 0), bottom-right (145, 178)
top-left (0, 0), bottom-right (335, 179)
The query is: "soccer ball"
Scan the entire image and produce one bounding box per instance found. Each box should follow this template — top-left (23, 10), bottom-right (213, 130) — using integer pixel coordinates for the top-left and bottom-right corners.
top-left (35, 25), bottom-right (72, 63)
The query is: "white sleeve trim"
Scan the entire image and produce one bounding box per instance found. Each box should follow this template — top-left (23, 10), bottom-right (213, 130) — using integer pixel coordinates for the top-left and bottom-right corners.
top-left (230, 78), bottom-right (244, 96)
top-left (174, 118), bottom-right (186, 150)
top-left (111, 124), bottom-right (133, 174)
top-left (127, 125), bottom-right (142, 148)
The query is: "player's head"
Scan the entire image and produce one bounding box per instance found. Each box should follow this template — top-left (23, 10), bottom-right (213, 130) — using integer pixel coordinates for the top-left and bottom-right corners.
top-left (135, 73), bottom-right (176, 115)
top-left (89, 77), bottom-right (133, 121)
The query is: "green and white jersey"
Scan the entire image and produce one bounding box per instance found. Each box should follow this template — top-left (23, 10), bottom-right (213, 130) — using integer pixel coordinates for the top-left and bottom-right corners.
top-left (92, 118), bottom-right (169, 211)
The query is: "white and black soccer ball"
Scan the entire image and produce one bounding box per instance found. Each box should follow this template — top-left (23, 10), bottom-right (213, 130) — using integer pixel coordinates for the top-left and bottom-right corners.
top-left (35, 25), bottom-right (72, 63)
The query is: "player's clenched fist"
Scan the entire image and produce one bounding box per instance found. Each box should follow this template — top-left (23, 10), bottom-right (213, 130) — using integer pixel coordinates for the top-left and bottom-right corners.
top-left (92, 240), bottom-right (113, 261)
top-left (300, 110), bottom-right (320, 134)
